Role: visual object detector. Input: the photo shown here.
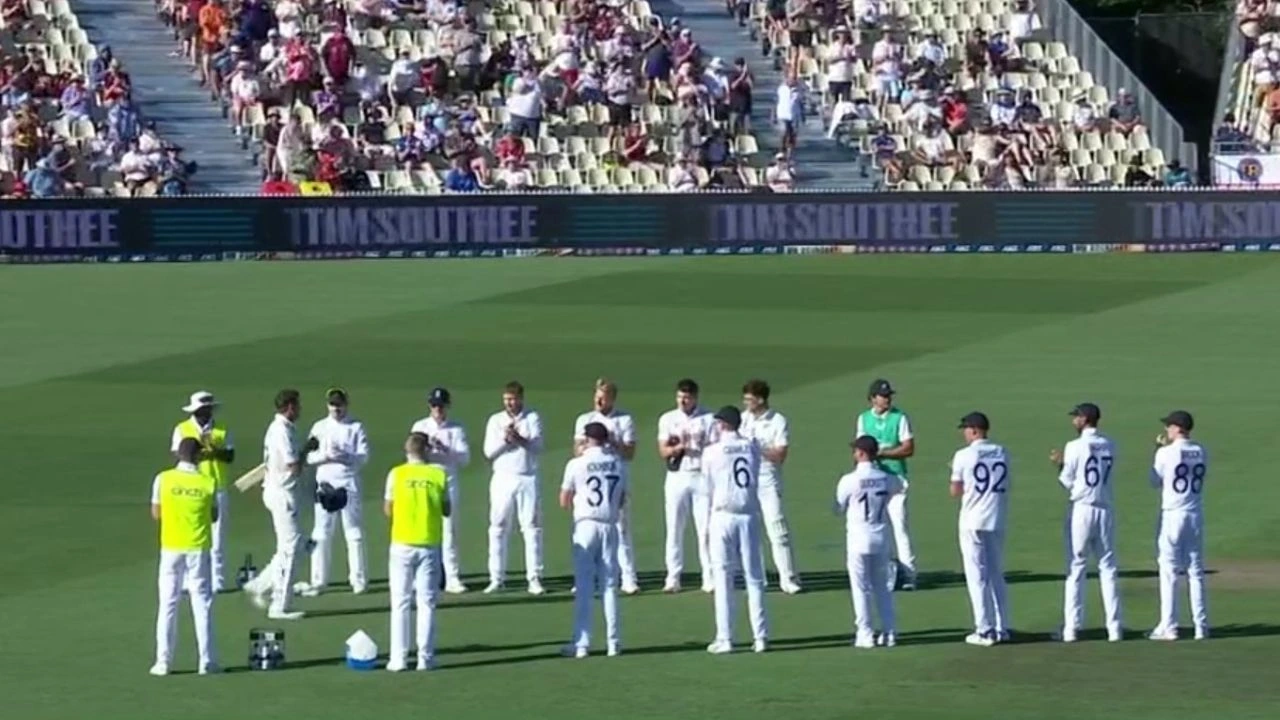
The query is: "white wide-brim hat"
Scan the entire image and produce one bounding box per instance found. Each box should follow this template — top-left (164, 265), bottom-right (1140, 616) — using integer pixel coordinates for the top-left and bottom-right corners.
top-left (182, 391), bottom-right (218, 413)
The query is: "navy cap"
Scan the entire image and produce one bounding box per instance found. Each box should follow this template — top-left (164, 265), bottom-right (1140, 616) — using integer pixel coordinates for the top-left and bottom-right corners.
top-left (1161, 410), bottom-right (1194, 431)
top-left (1069, 402), bottom-right (1101, 424)
top-left (326, 387), bottom-right (349, 405)
top-left (852, 434), bottom-right (880, 457)
top-left (868, 378), bottom-right (895, 398)
top-left (427, 387), bottom-right (451, 407)
top-left (714, 405), bottom-right (742, 429)
top-left (958, 411), bottom-right (990, 431)
top-left (583, 422), bottom-right (610, 442)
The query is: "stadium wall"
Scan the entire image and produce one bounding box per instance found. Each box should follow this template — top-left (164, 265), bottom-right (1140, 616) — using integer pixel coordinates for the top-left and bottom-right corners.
top-left (3, 191), bottom-right (1280, 263)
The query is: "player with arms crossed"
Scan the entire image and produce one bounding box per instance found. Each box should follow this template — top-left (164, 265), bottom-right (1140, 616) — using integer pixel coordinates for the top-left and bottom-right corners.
top-left (243, 389), bottom-right (308, 620)
top-left (1050, 402), bottom-right (1123, 642)
top-left (658, 378), bottom-right (718, 593)
top-left (560, 422), bottom-right (629, 658)
top-left (702, 406), bottom-right (769, 654)
top-left (482, 381), bottom-right (546, 595)
top-left (572, 378), bottom-right (640, 595)
top-left (834, 435), bottom-right (904, 648)
top-left (855, 379), bottom-right (918, 590)
top-left (1149, 410), bottom-right (1210, 641)
top-left (740, 379), bottom-right (801, 594)
top-left (410, 387), bottom-right (472, 594)
top-left (384, 432), bottom-right (450, 671)
top-left (950, 412), bottom-right (1012, 647)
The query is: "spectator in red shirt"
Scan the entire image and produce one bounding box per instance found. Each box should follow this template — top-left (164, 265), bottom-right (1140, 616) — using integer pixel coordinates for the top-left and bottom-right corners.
top-left (941, 87), bottom-right (970, 137)
top-left (321, 29), bottom-right (355, 86)
top-left (494, 130), bottom-right (525, 164)
top-left (261, 169), bottom-right (299, 194)
top-left (622, 122), bottom-right (649, 165)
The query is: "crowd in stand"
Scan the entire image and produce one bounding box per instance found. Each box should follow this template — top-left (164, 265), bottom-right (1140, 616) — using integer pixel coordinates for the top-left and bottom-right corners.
top-left (0, 0), bottom-right (196, 198)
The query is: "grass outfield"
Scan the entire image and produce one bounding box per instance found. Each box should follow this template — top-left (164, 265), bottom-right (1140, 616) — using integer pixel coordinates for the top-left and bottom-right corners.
top-left (2, 255), bottom-right (1279, 720)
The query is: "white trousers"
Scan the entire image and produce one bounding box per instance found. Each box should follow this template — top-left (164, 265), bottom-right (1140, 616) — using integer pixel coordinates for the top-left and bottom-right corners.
top-left (260, 486), bottom-right (301, 611)
top-left (155, 549), bottom-right (216, 669)
top-left (1157, 510), bottom-right (1208, 633)
top-left (758, 481), bottom-right (798, 584)
top-left (664, 471), bottom-right (712, 583)
top-left (1064, 503), bottom-right (1123, 634)
top-left (615, 507), bottom-right (638, 585)
top-left (442, 478), bottom-right (462, 584)
top-left (709, 512), bottom-right (768, 643)
top-left (846, 544), bottom-right (895, 637)
top-left (308, 485), bottom-right (366, 590)
top-left (186, 490), bottom-right (229, 592)
top-left (388, 543), bottom-right (440, 666)
top-left (959, 528), bottom-right (1010, 634)
top-left (570, 519), bottom-right (620, 650)
top-left (887, 491), bottom-right (916, 573)
top-left (488, 473), bottom-right (543, 583)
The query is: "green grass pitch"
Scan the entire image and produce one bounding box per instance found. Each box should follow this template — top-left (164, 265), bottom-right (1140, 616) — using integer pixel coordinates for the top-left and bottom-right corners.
top-left (2, 254), bottom-right (1279, 720)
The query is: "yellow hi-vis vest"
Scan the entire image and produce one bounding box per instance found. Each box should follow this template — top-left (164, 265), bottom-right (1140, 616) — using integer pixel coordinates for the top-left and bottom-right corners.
top-left (389, 462), bottom-right (448, 547)
top-left (176, 418), bottom-right (230, 490)
top-left (157, 467), bottom-right (216, 551)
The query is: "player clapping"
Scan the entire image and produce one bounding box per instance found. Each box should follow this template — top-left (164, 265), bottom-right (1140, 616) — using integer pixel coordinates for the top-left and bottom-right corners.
top-left (1149, 411), bottom-right (1210, 641)
top-left (657, 379), bottom-right (718, 593)
top-left (834, 435), bottom-right (903, 648)
top-left (572, 379), bottom-right (640, 594)
top-left (560, 422), bottom-right (629, 658)
top-left (740, 380), bottom-right (801, 594)
top-left (949, 412), bottom-right (1012, 647)
top-left (410, 387), bottom-right (472, 594)
top-left (482, 381), bottom-right (546, 595)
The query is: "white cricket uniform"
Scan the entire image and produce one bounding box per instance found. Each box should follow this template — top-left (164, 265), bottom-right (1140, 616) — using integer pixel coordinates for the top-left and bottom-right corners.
top-left (1058, 427), bottom-right (1122, 636)
top-left (304, 415), bottom-right (370, 591)
top-left (561, 447), bottom-right (629, 651)
top-left (483, 408), bottom-right (545, 584)
top-left (855, 410), bottom-right (916, 574)
top-left (573, 408), bottom-right (638, 587)
top-left (1150, 439), bottom-right (1210, 635)
top-left (169, 421), bottom-right (233, 586)
top-left (410, 416), bottom-right (472, 585)
top-left (259, 413), bottom-right (303, 612)
top-left (703, 433), bottom-right (768, 644)
top-left (658, 406), bottom-right (719, 585)
top-left (741, 409), bottom-right (798, 585)
top-left (834, 461), bottom-right (904, 639)
top-left (151, 462), bottom-right (217, 670)
top-left (950, 439), bottom-right (1012, 636)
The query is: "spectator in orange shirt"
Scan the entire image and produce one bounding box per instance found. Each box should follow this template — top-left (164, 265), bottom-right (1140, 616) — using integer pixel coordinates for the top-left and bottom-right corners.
top-left (199, 0), bottom-right (227, 56)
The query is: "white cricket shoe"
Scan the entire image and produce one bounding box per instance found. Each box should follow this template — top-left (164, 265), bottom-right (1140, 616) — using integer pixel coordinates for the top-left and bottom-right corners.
top-left (701, 578), bottom-right (715, 594)
top-left (662, 577), bottom-right (681, 594)
top-left (877, 632), bottom-right (897, 648)
top-left (1108, 628), bottom-right (1124, 643)
top-left (853, 633), bottom-right (876, 649)
top-left (247, 585), bottom-right (270, 609)
top-left (752, 639), bottom-right (767, 654)
top-left (527, 579), bottom-right (546, 596)
top-left (211, 580), bottom-right (226, 594)
top-left (706, 640), bottom-right (733, 655)
top-left (386, 661), bottom-right (407, 673)
top-left (444, 579), bottom-right (468, 595)
top-left (1052, 628), bottom-right (1078, 643)
top-left (482, 580), bottom-right (504, 594)
top-left (1194, 627), bottom-right (1210, 641)
top-left (561, 644), bottom-right (588, 659)
top-left (779, 579), bottom-right (803, 595)
top-left (417, 656), bottom-right (437, 671)
top-left (199, 663), bottom-right (222, 675)
top-left (148, 663), bottom-right (169, 677)
top-left (268, 608), bottom-right (306, 621)
top-left (964, 632), bottom-right (995, 647)
top-left (292, 581), bottom-right (322, 598)
top-left (1148, 627), bottom-right (1179, 642)
top-left (351, 582), bottom-right (368, 595)
top-left (606, 644), bottom-right (621, 657)
top-left (621, 579), bottom-right (641, 595)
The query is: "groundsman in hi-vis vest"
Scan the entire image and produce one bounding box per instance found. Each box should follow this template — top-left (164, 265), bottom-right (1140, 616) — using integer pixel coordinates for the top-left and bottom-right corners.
top-left (854, 379), bottom-right (918, 590)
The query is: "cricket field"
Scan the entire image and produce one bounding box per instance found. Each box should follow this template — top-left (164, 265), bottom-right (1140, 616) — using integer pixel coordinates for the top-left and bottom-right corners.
top-left (2, 254), bottom-right (1278, 720)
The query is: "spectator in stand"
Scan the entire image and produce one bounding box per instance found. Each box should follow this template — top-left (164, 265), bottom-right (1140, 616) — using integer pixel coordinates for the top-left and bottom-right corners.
top-left (775, 72), bottom-right (804, 157)
top-left (1124, 154), bottom-right (1154, 187)
top-left (764, 153), bottom-right (794, 192)
top-left (99, 57), bottom-right (131, 106)
top-left (444, 156), bottom-right (480, 192)
top-left (494, 129), bottom-right (525, 166)
top-left (120, 139), bottom-right (155, 195)
top-left (229, 62), bottom-right (261, 136)
top-left (158, 145), bottom-right (194, 196)
top-left (1265, 81), bottom-right (1280, 124)
top-left (275, 0), bottom-right (303, 40)
top-left (1072, 94), bottom-right (1099, 132)
top-left (622, 121), bottom-right (649, 165)
top-left (918, 32), bottom-right (947, 68)
top-left (1164, 159), bottom-right (1192, 187)
top-left (282, 37), bottom-right (317, 109)
top-left (287, 134), bottom-right (317, 182)
top-left (667, 155), bottom-right (698, 191)
top-left (826, 28), bottom-right (856, 104)
top-left (989, 87), bottom-right (1016, 127)
top-left (1045, 149), bottom-right (1076, 188)
top-left (395, 122), bottom-right (429, 168)
top-left (940, 87), bottom-right (969, 138)
top-left (4, 104), bottom-right (38, 174)
top-left (913, 122), bottom-right (963, 173)
top-left (676, 89), bottom-right (708, 158)
top-left (727, 57), bottom-right (753, 136)
top-left (59, 75), bottom-right (91, 122)
top-left (1215, 111), bottom-right (1255, 152)
top-left (1008, 0), bottom-right (1042, 42)
top-left (1248, 36), bottom-right (1276, 106)
top-left (321, 28), bottom-right (356, 88)
top-left (90, 45), bottom-right (114, 90)
top-left (262, 169), bottom-right (298, 194)
top-left (641, 17), bottom-right (673, 103)
top-left (903, 89), bottom-right (942, 133)
top-left (496, 157), bottom-right (533, 190)
top-left (238, 0), bottom-right (273, 47)
top-left (701, 127), bottom-right (732, 169)
top-left (1238, 0), bottom-right (1268, 55)
top-left (260, 109), bottom-right (282, 177)
top-left (964, 30), bottom-right (988, 76)
top-left (506, 68), bottom-right (543, 138)
top-left (785, 0), bottom-right (815, 70)
top-left (25, 157), bottom-right (64, 198)
top-left (1107, 88), bottom-right (1142, 135)
top-left (198, 0), bottom-right (228, 87)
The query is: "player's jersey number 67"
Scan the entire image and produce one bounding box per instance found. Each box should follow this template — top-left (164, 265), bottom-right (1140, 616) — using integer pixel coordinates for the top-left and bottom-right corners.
top-left (585, 474), bottom-right (621, 507)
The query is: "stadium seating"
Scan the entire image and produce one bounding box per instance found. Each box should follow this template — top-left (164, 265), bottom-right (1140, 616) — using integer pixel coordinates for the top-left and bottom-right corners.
top-left (0, 0), bottom-right (191, 197)
top-left (157, 0), bottom-right (770, 194)
top-left (754, 0), bottom-right (1170, 190)
top-left (1219, 9), bottom-right (1278, 154)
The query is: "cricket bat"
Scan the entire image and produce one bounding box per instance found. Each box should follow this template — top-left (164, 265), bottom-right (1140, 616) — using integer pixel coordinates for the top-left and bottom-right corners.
top-left (233, 463), bottom-right (267, 493)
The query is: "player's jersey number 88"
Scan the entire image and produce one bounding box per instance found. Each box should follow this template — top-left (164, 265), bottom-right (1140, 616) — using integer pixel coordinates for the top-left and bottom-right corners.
top-left (585, 474), bottom-right (621, 507)
top-left (1171, 463), bottom-right (1205, 494)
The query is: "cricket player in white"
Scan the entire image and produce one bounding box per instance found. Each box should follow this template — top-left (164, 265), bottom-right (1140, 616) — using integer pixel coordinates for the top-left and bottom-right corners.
top-left (1149, 410), bottom-right (1210, 641)
top-left (703, 406), bottom-right (769, 654)
top-left (658, 378), bottom-right (719, 593)
top-left (854, 379), bottom-right (918, 590)
top-left (243, 389), bottom-right (307, 620)
top-left (1051, 403), bottom-right (1122, 642)
top-left (740, 379), bottom-right (801, 594)
top-left (409, 387), bottom-right (471, 594)
top-left (561, 422), bottom-right (629, 658)
top-left (482, 381), bottom-right (546, 595)
top-left (949, 412), bottom-right (1012, 647)
top-left (834, 435), bottom-right (904, 648)
top-left (572, 378), bottom-right (640, 594)
top-left (295, 388), bottom-right (370, 596)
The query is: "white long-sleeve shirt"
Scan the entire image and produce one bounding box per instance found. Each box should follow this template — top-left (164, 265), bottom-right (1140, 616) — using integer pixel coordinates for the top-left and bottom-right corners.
top-left (409, 415), bottom-right (471, 479)
top-left (834, 461), bottom-right (904, 555)
top-left (740, 408), bottom-right (788, 487)
top-left (483, 408), bottom-right (544, 476)
top-left (656, 406), bottom-right (717, 473)
top-left (263, 413), bottom-right (300, 493)
top-left (703, 431), bottom-right (761, 516)
top-left (1058, 427), bottom-right (1116, 508)
top-left (305, 415), bottom-right (370, 489)
top-left (1150, 438), bottom-right (1209, 513)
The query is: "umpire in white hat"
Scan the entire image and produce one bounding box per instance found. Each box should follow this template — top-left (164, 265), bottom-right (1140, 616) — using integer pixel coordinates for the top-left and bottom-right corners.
top-left (171, 391), bottom-right (236, 592)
